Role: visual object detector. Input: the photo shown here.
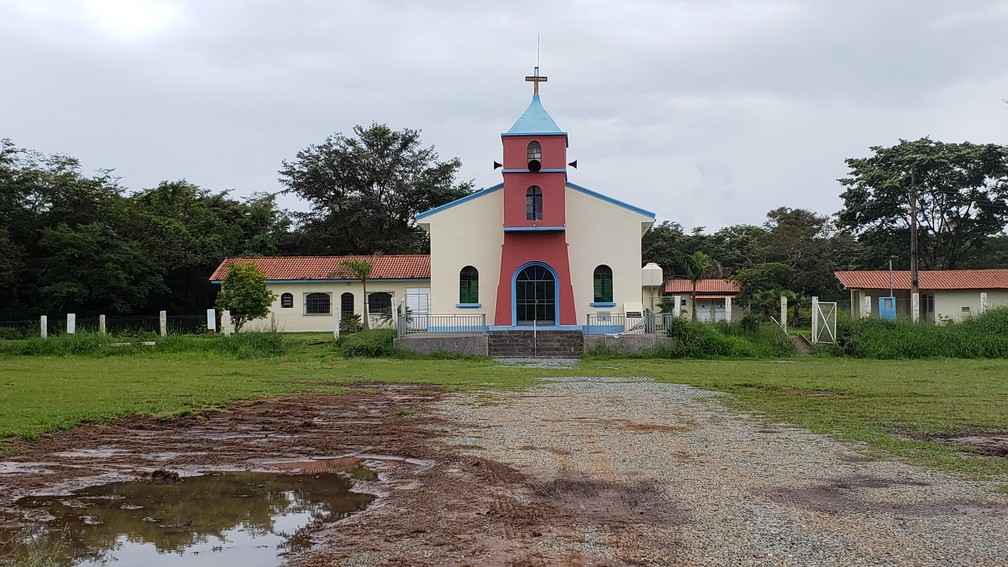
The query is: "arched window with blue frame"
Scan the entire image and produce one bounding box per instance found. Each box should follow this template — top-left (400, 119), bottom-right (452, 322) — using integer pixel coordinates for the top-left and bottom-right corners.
top-left (593, 265), bottom-right (613, 303)
top-left (459, 266), bottom-right (479, 304)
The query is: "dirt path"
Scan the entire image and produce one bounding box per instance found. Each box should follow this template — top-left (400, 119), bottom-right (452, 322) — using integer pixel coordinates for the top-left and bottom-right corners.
top-left (2, 379), bottom-right (1007, 566)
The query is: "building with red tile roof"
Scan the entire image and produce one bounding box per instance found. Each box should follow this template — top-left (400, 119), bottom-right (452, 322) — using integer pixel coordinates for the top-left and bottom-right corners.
top-left (835, 269), bottom-right (1008, 322)
top-left (210, 255), bottom-right (431, 332)
top-left (660, 278), bottom-right (744, 323)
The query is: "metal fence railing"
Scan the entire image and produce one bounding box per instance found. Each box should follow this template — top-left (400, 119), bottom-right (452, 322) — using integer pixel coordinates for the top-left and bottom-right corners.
top-left (585, 312), bottom-right (678, 335)
top-left (396, 313), bottom-right (488, 337)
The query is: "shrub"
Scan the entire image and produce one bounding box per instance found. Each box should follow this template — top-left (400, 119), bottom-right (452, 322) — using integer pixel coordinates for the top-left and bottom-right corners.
top-left (0, 332), bottom-right (287, 358)
top-left (336, 329), bottom-right (405, 358)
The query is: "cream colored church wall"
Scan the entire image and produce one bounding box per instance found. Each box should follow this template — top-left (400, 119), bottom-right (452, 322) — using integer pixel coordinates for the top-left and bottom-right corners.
top-left (565, 188), bottom-right (649, 321)
top-left (243, 280), bottom-right (425, 332)
top-left (423, 190), bottom-right (504, 318)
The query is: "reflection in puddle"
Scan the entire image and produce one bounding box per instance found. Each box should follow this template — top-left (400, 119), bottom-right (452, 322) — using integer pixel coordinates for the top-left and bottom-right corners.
top-left (5, 471), bottom-right (374, 566)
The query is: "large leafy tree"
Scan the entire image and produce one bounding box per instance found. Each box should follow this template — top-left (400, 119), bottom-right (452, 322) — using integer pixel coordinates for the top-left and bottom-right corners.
top-left (838, 138), bottom-right (1008, 270)
top-left (279, 123), bottom-right (473, 255)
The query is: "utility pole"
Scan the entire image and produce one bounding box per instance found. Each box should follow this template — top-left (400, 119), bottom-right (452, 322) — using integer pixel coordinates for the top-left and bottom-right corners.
top-left (909, 165), bottom-right (919, 299)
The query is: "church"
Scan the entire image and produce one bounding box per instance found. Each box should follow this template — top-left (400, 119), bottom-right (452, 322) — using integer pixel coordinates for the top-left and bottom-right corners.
top-left (418, 68), bottom-right (655, 329)
top-left (212, 69), bottom-right (660, 348)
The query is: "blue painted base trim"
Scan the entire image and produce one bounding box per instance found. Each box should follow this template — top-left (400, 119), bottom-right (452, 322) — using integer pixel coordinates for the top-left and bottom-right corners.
top-left (585, 325), bottom-right (624, 335)
top-left (590, 302), bottom-right (616, 308)
top-left (455, 303), bottom-right (482, 309)
top-left (488, 325), bottom-right (584, 332)
top-left (425, 325), bottom-right (488, 333)
top-left (501, 168), bottom-right (567, 173)
top-left (503, 226), bottom-right (565, 232)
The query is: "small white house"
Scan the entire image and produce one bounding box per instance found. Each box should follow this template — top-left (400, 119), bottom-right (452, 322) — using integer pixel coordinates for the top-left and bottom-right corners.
top-left (210, 255), bottom-right (430, 332)
top-left (661, 278), bottom-right (745, 323)
top-left (835, 269), bottom-right (1008, 323)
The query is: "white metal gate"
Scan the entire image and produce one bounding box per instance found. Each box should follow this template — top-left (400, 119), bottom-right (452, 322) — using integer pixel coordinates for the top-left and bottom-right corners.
top-left (811, 297), bottom-right (837, 344)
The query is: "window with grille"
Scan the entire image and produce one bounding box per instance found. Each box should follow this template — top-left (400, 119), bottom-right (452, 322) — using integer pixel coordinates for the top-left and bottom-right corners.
top-left (341, 292), bottom-right (354, 315)
top-left (280, 293), bottom-right (294, 308)
top-left (368, 292), bottom-right (393, 313)
top-left (305, 292), bottom-right (331, 315)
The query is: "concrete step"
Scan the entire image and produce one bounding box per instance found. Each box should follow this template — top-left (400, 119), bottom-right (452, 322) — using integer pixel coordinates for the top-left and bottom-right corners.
top-left (488, 330), bottom-right (584, 358)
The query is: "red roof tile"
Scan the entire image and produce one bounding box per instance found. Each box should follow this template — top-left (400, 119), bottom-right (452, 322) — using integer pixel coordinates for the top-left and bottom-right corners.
top-left (835, 269), bottom-right (1008, 291)
top-left (662, 278), bottom-right (739, 295)
top-left (210, 255), bottom-right (431, 282)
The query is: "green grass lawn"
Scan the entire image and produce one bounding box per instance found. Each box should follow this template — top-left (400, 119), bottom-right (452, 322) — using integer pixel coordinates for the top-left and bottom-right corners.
top-left (2, 334), bottom-right (1007, 477)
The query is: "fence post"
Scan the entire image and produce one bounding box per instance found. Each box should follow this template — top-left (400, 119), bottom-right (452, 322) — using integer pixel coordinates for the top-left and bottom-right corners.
top-left (67, 313), bottom-right (76, 335)
top-left (222, 310), bottom-right (233, 337)
top-left (863, 295), bottom-right (872, 318)
top-left (99, 314), bottom-right (106, 335)
top-left (206, 309), bottom-right (217, 334)
top-left (333, 309), bottom-right (340, 340)
top-left (980, 292), bottom-right (988, 314)
top-left (811, 296), bottom-right (819, 344)
top-left (911, 293), bottom-right (919, 323)
top-left (780, 296), bottom-right (788, 333)
top-left (40, 315), bottom-right (47, 340)
top-left (159, 311), bottom-right (167, 338)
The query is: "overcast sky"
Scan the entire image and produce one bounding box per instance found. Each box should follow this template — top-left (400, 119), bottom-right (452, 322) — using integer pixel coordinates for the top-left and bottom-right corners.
top-left (3, 1), bottom-right (1007, 231)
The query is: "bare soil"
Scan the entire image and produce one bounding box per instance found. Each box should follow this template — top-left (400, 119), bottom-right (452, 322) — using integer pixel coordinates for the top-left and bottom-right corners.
top-left (0, 384), bottom-right (672, 566)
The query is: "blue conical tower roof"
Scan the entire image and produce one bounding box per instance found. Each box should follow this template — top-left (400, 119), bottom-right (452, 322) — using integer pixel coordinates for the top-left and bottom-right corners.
top-left (506, 95), bottom-right (564, 135)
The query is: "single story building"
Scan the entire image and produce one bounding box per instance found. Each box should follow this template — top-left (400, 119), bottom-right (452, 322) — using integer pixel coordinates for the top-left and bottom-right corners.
top-left (662, 278), bottom-right (745, 323)
top-left (834, 269), bottom-right (1008, 323)
top-left (209, 255), bottom-right (430, 332)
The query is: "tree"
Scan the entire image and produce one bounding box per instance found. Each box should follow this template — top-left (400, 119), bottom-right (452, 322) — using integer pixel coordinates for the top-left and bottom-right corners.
top-left (731, 262), bottom-right (794, 309)
top-left (838, 138), bottom-right (1008, 270)
top-left (339, 258), bottom-right (374, 331)
top-left (279, 123), bottom-right (473, 255)
top-left (215, 262), bottom-right (276, 333)
top-left (676, 251), bottom-right (722, 322)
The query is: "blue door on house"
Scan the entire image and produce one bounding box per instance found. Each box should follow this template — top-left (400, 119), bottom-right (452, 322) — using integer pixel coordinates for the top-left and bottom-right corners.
top-left (879, 296), bottom-right (896, 320)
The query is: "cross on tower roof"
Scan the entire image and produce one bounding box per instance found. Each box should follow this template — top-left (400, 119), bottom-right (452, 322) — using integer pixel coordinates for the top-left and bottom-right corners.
top-left (525, 66), bottom-right (548, 96)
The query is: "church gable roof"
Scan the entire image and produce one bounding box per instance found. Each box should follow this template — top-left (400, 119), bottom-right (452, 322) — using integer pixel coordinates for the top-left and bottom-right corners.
top-left (566, 182), bottom-right (656, 219)
top-left (505, 95), bottom-right (565, 136)
top-left (416, 183), bottom-right (503, 221)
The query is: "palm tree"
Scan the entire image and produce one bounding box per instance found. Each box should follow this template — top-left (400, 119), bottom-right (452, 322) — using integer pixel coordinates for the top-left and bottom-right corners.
top-left (677, 251), bottom-right (722, 322)
top-left (340, 258), bottom-right (374, 331)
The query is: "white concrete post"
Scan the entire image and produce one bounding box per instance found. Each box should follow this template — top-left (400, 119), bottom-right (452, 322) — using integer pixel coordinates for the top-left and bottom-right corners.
top-left (780, 296), bottom-right (788, 332)
top-left (66, 313), bottom-right (76, 335)
top-left (811, 296), bottom-right (819, 343)
top-left (911, 293), bottom-right (920, 323)
top-left (99, 314), bottom-right (106, 335)
top-left (980, 292), bottom-right (988, 314)
top-left (724, 296), bottom-right (732, 323)
top-left (673, 295), bottom-right (682, 318)
top-left (206, 309), bottom-right (217, 334)
top-left (332, 309), bottom-right (340, 339)
top-left (222, 310), bottom-right (233, 336)
top-left (159, 310), bottom-right (167, 338)
top-left (863, 295), bottom-right (872, 318)
top-left (40, 316), bottom-right (47, 339)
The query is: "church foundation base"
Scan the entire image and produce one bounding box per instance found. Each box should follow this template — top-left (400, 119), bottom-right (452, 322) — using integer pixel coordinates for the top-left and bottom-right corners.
top-left (488, 330), bottom-right (584, 358)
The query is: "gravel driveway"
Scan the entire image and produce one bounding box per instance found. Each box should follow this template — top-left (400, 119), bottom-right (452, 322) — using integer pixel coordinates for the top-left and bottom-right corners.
top-left (441, 376), bottom-right (1008, 566)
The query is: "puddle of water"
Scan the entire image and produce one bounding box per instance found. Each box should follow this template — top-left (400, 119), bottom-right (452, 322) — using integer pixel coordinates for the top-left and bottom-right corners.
top-left (3, 471), bottom-right (374, 567)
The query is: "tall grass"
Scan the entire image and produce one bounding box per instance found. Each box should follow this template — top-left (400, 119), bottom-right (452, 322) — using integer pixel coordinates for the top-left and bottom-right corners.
top-left (0, 332), bottom-right (287, 359)
top-left (335, 329), bottom-right (408, 358)
top-left (586, 319), bottom-right (795, 359)
top-left (826, 307), bottom-right (1008, 359)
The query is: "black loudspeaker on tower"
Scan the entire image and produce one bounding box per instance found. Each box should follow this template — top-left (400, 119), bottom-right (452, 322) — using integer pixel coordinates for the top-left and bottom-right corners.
top-left (527, 159), bottom-right (541, 172)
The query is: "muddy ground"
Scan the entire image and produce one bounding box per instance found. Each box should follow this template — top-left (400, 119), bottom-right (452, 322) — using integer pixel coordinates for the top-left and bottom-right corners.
top-left (0, 384), bottom-right (638, 566)
top-left (1, 381), bottom-right (1007, 566)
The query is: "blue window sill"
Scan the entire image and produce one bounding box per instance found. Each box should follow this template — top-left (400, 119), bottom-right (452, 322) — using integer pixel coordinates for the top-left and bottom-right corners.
top-left (590, 302), bottom-right (616, 308)
top-left (456, 303), bottom-right (482, 309)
